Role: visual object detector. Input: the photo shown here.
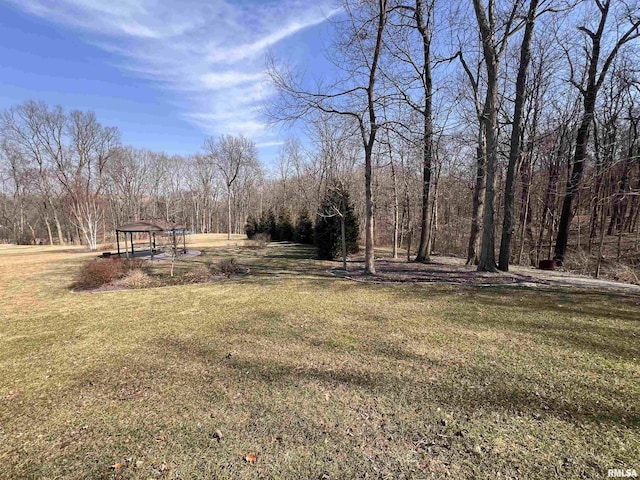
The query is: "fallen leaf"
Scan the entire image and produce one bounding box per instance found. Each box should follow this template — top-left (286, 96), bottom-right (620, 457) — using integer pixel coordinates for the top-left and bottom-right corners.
top-left (111, 462), bottom-right (123, 470)
top-left (245, 453), bottom-right (257, 464)
top-left (6, 389), bottom-right (22, 401)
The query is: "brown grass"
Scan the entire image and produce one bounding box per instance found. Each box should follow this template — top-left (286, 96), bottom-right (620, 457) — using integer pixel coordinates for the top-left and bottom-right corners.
top-left (246, 233), bottom-right (271, 249)
top-left (0, 234), bottom-right (638, 479)
top-left (211, 257), bottom-right (241, 278)
top-left (119, 269), bottom-right (155, 289)
top-left (181, 263), bottom-right (212, 284)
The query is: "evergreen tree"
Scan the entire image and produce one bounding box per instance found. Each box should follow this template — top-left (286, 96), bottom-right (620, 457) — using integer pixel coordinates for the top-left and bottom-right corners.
top-left (244, 215), bottom-right (259, 239)
top-left (266, 208), bottom-right (277, 240)
top-left (294, 208), bottom-right (314, 244)
top-left (315, 188), bottom-right (359, 260)
top-left (277, 208), bottom-right (295, 241)
top-left (256, 208), bottom-right (277, 240)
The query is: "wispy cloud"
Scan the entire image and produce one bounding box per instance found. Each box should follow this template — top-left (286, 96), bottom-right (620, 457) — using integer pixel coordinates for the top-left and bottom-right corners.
top-left (7, 0), bottom-right (338, 145)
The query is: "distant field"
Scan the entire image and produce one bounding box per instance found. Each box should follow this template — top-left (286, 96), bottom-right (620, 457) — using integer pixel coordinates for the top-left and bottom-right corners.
top-left (1, 235), bottom-right (639, 479)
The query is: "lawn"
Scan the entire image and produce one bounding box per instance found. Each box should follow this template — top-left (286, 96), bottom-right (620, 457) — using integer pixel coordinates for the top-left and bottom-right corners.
top-left (1, 235), bottom-right (639, 479)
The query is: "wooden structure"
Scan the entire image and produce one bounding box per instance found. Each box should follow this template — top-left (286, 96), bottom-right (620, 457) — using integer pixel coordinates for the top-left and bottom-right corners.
top-left (115, 220), bottom-right (186, 258)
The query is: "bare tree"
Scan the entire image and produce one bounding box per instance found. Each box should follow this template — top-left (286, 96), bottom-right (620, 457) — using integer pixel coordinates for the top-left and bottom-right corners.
top-left (56, 110), bottom-right (120, 249)
top-left (554, 0), bottom-right (640, 262)
top-left (472, 0), bottom-right (524, 272)
top-left (204, 134), bottom-right (258, 240)
top-left (269, 0), bottom-right (389, 274)
top-left (498, 0), bottom-right (541, 271)
top-left (0, 101), bottom-right (67, 245)
top-left (382, 0), bottom-right (437, 262)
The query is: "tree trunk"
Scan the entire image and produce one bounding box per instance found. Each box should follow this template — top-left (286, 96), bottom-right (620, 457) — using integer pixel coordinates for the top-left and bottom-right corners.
top-left (341, 212), bottom-right (347, 271)
top-left (227, 185), bottom-right (232, 240)
top-left (477, 60), bottom-right (498, 272)
top-left (471, 0), bottom-right (505, 273)
top-left (362, 0), bottom-right (387, 275)
top-left (467, 136), bottom-right (486, 265)
top-left (555, 92), bottom-right (596, 262)
top-left (391, 160), bottom-right (399, 259)
top-left (498, 0), bottom-right (538, 271)
top-left (52, 209), bottom-right (65, 245)
top-left (414, 0), bottom-right (434, 263)
top-left (364, 145), bottom-right (376, 274)
top-left (45, 217), bottom-right (54, 246)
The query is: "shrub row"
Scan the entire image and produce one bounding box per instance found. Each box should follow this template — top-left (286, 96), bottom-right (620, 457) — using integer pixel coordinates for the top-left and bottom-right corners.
top-left (75, 257), bottom-right (148, 289)
top-left (245, 208), bottom-right (314, 244)
top-left (75, 256), bottom-right (245, 290)
top-left (244, 189), bottom-right (360, 261)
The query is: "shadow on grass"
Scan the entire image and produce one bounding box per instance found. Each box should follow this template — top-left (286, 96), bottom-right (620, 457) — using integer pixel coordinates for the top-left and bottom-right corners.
top-left (152, 335), bottom-right (639, 429)
top-left (195, 243), bottom-right (335, 282)
top-left (451, 289), bottom-right (640, 361)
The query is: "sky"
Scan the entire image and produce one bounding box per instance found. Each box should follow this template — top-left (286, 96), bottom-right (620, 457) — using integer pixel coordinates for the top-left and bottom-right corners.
top-left (0, 0), bottom-right (339, 163)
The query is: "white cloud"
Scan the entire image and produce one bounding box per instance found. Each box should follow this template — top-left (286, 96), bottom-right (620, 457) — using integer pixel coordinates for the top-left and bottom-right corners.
top-left (7, 0), bottom-right (338, 146)
top-left (256, 140), bottom-right (286, 148)
top-left (200, 71), bottom-right (266, 90)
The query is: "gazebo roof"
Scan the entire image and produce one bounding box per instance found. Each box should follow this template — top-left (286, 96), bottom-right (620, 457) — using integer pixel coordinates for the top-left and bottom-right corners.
top-left (116, 220), bottom-right (185, 233)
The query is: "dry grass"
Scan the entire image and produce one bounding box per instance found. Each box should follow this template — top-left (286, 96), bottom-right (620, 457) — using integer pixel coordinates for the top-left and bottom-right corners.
top-left (246, 233), bottom-right (270, 249)
top-left (119, 269), bottom-right (155, 289)
top-left (210, 258), bottom-right (241, 278)
top-left (0, 233), bottom-right (639, 479)
top-left (604, 263), bottom-right (640, 285)
top-left (181, 263), bottom-right (212, 284)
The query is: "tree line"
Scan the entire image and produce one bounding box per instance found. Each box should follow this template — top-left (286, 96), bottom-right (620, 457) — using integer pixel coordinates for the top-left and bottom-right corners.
top-left (268, 0), bottom-right (640, 274)
top-left (1, 0), bottom-right (640, 278)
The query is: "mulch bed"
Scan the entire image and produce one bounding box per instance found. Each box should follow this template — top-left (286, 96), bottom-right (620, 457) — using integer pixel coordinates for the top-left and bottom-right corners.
top-left (332, 258), bottom-right (549, 287)
top-left (331, 256), bottom-right (640, 294)
top-left (73, 267), bottom-right (250, 294)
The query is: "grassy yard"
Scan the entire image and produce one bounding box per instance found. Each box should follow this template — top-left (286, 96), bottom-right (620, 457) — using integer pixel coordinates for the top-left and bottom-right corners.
top-left (1, 235), bottom-right (639, 479)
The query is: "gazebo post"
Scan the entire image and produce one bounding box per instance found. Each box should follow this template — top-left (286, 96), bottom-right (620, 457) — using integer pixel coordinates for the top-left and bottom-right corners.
top-left (131, 232), bottom-right (135, 257)
top-left (149, 232), bottom-right (154, 259)
top-left (124, 231), bottom-right (129, 258)
top-left (183, 230), bottom-right (186, 254)
top-left (116, 231), bottom-right (120, 256)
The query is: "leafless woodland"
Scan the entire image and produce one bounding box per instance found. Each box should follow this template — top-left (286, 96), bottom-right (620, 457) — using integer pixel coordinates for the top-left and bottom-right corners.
top-left (2, 0), bottom-right (640, 279)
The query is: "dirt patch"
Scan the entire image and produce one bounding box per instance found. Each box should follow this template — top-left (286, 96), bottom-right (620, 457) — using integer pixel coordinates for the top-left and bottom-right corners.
top-left (334, 256), bottom-right (640, 294)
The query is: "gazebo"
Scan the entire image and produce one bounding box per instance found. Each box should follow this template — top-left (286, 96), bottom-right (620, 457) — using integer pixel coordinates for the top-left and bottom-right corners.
top-left (115, 220), bottom-right (186, 258)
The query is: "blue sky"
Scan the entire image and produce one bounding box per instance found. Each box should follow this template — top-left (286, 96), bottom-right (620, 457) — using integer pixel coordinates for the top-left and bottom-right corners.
top-left (0, 0), bottom-right (338, 163)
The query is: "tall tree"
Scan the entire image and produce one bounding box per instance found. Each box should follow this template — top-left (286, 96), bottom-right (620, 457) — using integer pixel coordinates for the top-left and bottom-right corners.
top-left (59, 110), bottom-right (120, 249)
top-left (498, 0), bottom-right (541, 271)
top-left (204, 134), bottom-right (258, 240)
top-left (269, 0), bottom-right (389, 274)
top-left (472, 0), bottom-right (523, 272)
top-left (384, 0), bottom-right (436, 262)
top-left (554, 0), bottom-right (640, 262)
